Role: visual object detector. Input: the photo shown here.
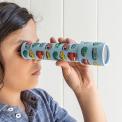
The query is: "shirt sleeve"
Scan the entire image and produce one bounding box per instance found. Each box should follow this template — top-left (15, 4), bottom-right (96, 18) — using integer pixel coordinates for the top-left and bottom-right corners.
top-left (35, 88), bottom-right (77, 122)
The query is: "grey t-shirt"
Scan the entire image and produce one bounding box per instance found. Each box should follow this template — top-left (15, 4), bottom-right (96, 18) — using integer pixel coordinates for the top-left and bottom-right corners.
top-left (0, 88), bottom-right (77, 122)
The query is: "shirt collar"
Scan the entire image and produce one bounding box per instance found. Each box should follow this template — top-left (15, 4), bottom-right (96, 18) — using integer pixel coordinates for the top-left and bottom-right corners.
top-left (21, 89), bottom-right (40, 110)
top-left (0, 89), bottom-right (40, 112)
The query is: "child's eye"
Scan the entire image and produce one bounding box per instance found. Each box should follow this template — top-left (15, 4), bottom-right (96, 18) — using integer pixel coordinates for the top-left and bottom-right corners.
top-left (16, 45), bottom-right (22, 56)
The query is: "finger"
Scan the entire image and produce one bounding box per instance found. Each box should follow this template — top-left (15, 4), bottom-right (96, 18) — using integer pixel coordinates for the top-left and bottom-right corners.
top-left (50, 37), bottom-right (57, 43)
top-left (69, 62), bottom-right (88, 69)
top-left (59, 38), bottom-right (76, 44)
top-left (65, 38), bottom-right (76, 44)
top-left (58, 37), bottom-right (64, 43)
top-left (56, 60), bottom-right (71, 75)
top-left (76, 62), bottom-right (90, 70)
top-left (68, 62), bottom-right (76, 67)
top-left (82, 59), bottom-right (89, 65)
top-left (56, 60), bottom-right (70, 69)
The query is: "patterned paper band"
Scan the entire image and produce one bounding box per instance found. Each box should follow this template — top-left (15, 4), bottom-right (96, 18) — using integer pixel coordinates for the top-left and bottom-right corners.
top-left (20, 41), bottom-right (110, 66)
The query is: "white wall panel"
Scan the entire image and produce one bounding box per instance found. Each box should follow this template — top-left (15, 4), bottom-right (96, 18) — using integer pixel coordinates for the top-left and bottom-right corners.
top-left (63, 0), bottom-right (97, 121)
top-left (98, 0), bottom-right (122, 122)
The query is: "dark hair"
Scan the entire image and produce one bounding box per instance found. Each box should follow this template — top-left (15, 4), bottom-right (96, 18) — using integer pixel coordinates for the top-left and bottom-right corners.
top-left (0, 2), bottom-right (34, 89)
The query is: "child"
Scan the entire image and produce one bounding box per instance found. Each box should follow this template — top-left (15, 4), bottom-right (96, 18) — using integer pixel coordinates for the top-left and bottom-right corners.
top-left (0, 2), bottom-right (107, 122)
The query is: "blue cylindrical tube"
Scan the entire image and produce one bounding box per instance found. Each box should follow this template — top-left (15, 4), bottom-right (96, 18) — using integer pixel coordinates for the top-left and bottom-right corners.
top-left (20, 41), bottom-right (110, 66)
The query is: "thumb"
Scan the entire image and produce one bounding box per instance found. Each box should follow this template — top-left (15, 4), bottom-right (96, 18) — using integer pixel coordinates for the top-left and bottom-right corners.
top-left (56, 61), bottom-right (71, 76)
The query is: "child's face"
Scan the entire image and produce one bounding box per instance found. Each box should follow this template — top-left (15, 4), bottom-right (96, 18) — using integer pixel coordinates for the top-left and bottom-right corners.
top-left (0, 19), bottom-right (41, 91)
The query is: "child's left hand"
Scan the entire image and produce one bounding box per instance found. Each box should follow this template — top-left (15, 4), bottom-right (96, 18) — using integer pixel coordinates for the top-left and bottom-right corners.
top-left (50, 37), bottom-right (96, 94)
